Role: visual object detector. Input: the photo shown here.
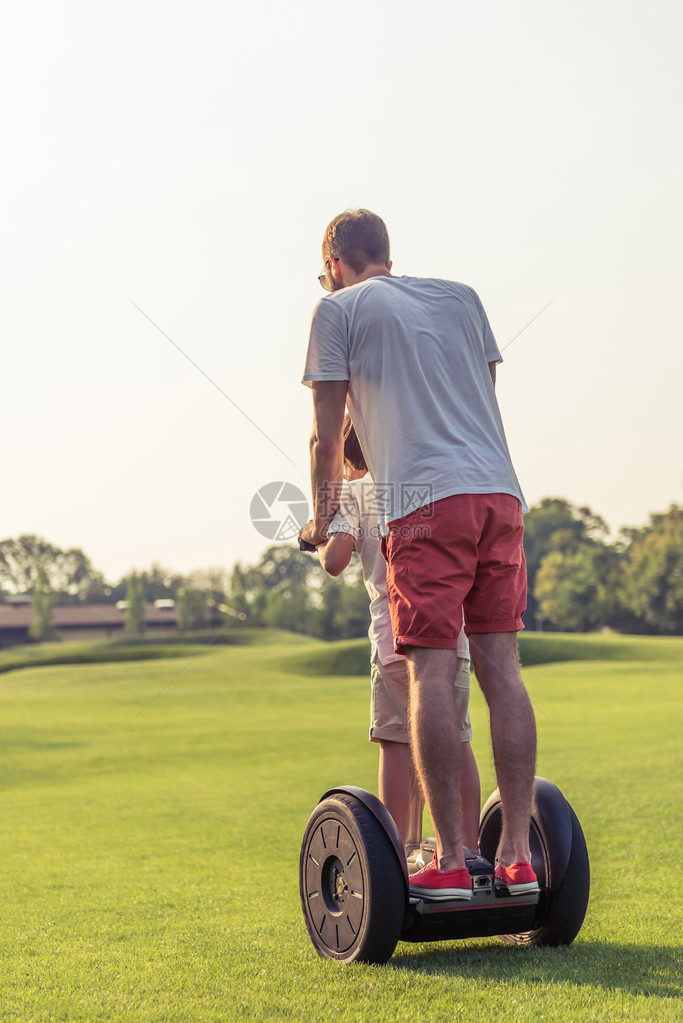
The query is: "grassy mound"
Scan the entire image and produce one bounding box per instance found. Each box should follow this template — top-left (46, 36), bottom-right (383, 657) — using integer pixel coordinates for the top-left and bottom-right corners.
top-left (517, 631), bottom-right (683, 666)
top-left (282, 637), bottom-right (372, 677)
top-left (4, 630), bottom-right (682, 683)
top-left (281, 630), bottom-right (683, 679)
top-left (0, 628), bottom-right (313, 677)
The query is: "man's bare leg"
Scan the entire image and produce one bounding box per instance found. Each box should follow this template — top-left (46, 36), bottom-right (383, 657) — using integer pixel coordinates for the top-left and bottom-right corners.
top-left (468, 632), bottom-right (536, 866)
top-left (378, 740), bottom-right (411, 844)
top-left (405, 647), bottom-right (464, 872)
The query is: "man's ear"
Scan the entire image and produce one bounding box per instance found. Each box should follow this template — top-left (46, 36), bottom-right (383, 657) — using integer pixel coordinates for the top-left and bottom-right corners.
top-left (387, 259), bottom-right (393, 272)
top-left (329, 257), bottom-right (342, 285)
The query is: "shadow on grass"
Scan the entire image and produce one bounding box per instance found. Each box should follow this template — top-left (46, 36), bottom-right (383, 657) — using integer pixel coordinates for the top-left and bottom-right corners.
top-left (390, 940), bottom-right (680, 999)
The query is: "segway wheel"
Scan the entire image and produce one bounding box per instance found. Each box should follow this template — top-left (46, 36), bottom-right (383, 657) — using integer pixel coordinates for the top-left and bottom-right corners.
top-left (479, 779), bottom-right (590, 947)
top-left (299, 792), bottom-right (405, 964)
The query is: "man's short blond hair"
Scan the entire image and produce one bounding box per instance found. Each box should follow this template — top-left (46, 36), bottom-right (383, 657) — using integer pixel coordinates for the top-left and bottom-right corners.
top-left (322, 209), bottom-right (390, 274)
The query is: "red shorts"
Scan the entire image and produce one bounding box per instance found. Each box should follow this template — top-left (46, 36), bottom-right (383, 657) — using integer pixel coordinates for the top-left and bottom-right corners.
top-left (382, 493), bottom-right (526, 652)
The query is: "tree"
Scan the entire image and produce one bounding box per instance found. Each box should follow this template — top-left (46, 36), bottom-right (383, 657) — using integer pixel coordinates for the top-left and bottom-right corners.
top-left (262, 586), bottom-right (312, 633)
top-left (227, 545), bottom-right (371, 640)
top-left (109, 563), bottom-right (189, 604)
top-left (315, 574), bottom-right (345, 641)
top-left (228, 562), bottom-right (261, 624)
top-left (534, 545), bottom-right (621, 633)
top-left (228, 545), bottom-right (322, 630)
top-left (318, 566), bottom-right (371, 641)
top-left (29, 567), bottom-right (57, 641)
top-left (0, 535), bottom-right (107, 602)
top-left (124, 573), bottom-right (146, 636)
top-left (177, 588), bottom-right (208, 631)
top-left (620, 505), bottom-right (683, 634)
top-left (523, 499), bottom-right (609, 629)
top-left (186, 568), bottom-right (227, 627)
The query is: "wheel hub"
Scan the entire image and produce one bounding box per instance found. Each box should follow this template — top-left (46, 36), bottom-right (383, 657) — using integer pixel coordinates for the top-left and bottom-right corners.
top-left (333, 867), bottom-right (347, 901)
top-left (323, 855), bottom-right (349, 911)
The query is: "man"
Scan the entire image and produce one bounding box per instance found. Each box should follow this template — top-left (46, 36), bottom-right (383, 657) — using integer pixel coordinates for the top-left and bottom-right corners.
top-left (300, 209), bottom-right (538, 901)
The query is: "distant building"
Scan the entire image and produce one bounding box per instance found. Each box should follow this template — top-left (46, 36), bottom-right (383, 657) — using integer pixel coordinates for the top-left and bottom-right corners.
top-left (0, 600), bottom-right (178, 648)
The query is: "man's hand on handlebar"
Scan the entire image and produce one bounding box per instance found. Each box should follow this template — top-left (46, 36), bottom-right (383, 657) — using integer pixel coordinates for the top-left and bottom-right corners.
top-left (298, 519), bottom-right (329, 552)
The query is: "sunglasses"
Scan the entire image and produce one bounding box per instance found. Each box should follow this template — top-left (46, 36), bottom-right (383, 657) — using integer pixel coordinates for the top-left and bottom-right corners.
top-left (318, 257), bottom-right (338, 291)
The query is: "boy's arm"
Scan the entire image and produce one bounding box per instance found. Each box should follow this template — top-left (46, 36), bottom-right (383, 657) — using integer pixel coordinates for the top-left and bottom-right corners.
top-left (318, 531), bottom-right (354, 577)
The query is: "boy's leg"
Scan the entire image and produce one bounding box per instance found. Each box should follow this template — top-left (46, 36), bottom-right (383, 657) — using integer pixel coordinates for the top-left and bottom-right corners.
top-left (378, 740), bottom-right (411, 844)
top-left (405, 756), bottom-right (425, 854)
top-left (370, 656), bottom-right (412, 842)
top-left (461, 742), bottom-right (481, 850)
top-left (453, 658), bottom-right (480, 851)
top-left (454, 656), bottom-right (480, 850)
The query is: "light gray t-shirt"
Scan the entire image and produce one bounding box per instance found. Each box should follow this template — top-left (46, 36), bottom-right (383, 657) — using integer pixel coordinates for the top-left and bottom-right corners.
top-left (303, 275), bottom-right (527, 531)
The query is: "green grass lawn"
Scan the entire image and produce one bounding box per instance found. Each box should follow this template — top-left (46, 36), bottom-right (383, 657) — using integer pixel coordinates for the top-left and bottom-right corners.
top-left (0, 631), bottom-right (681, 1021)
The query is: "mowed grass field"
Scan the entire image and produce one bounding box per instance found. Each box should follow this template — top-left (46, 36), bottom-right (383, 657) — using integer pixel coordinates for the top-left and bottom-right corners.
top-left (0, 631), bottom-right (681, 1022)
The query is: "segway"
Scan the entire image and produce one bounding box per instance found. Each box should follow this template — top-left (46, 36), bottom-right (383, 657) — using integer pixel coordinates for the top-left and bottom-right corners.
top-left (299, 776), bottom-right (590, 964)
top-left (296, 537), bottom-right (589, 963)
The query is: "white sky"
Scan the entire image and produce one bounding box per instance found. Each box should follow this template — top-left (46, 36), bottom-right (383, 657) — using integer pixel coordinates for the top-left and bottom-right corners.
top-left (2, 0), bottom-right (681, 583)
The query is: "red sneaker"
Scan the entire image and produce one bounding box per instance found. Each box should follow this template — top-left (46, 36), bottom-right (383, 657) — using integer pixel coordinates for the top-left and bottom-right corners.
top-left (408, 854), bottom-right (472, 901)
top-left (495, 860), bottom-right (539, 895)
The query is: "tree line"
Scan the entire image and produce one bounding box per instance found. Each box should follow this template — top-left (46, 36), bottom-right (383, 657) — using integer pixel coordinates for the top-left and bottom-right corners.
top-left (2, 499), bottom-right (682, 640)
top-left (229, 500), bottom-right (683, 637)
top-left (524, 499), bottom-right (683, 634)
top-left (0, 537), bottom-right (234, 640)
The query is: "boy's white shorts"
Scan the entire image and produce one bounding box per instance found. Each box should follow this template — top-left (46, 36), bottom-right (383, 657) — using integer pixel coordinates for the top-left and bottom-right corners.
top-left (369, 654), bottom-right (473, 744)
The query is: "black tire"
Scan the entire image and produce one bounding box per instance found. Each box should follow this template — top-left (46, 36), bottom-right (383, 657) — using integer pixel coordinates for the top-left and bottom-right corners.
top-left (479, 783), bottom-right (590, 947)
top-left (299, 792), bottom-right (405, 964)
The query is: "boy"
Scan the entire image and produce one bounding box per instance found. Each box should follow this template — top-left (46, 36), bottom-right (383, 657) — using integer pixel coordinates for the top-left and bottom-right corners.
top-left (315, 416), bottom-right (480, 852)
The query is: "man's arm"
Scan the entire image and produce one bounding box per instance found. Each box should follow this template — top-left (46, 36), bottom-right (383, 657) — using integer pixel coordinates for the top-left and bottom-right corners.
top-left (488, 361), bottom-right (497, 387)
top-left (299, 380), bottom-right (349, 547)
